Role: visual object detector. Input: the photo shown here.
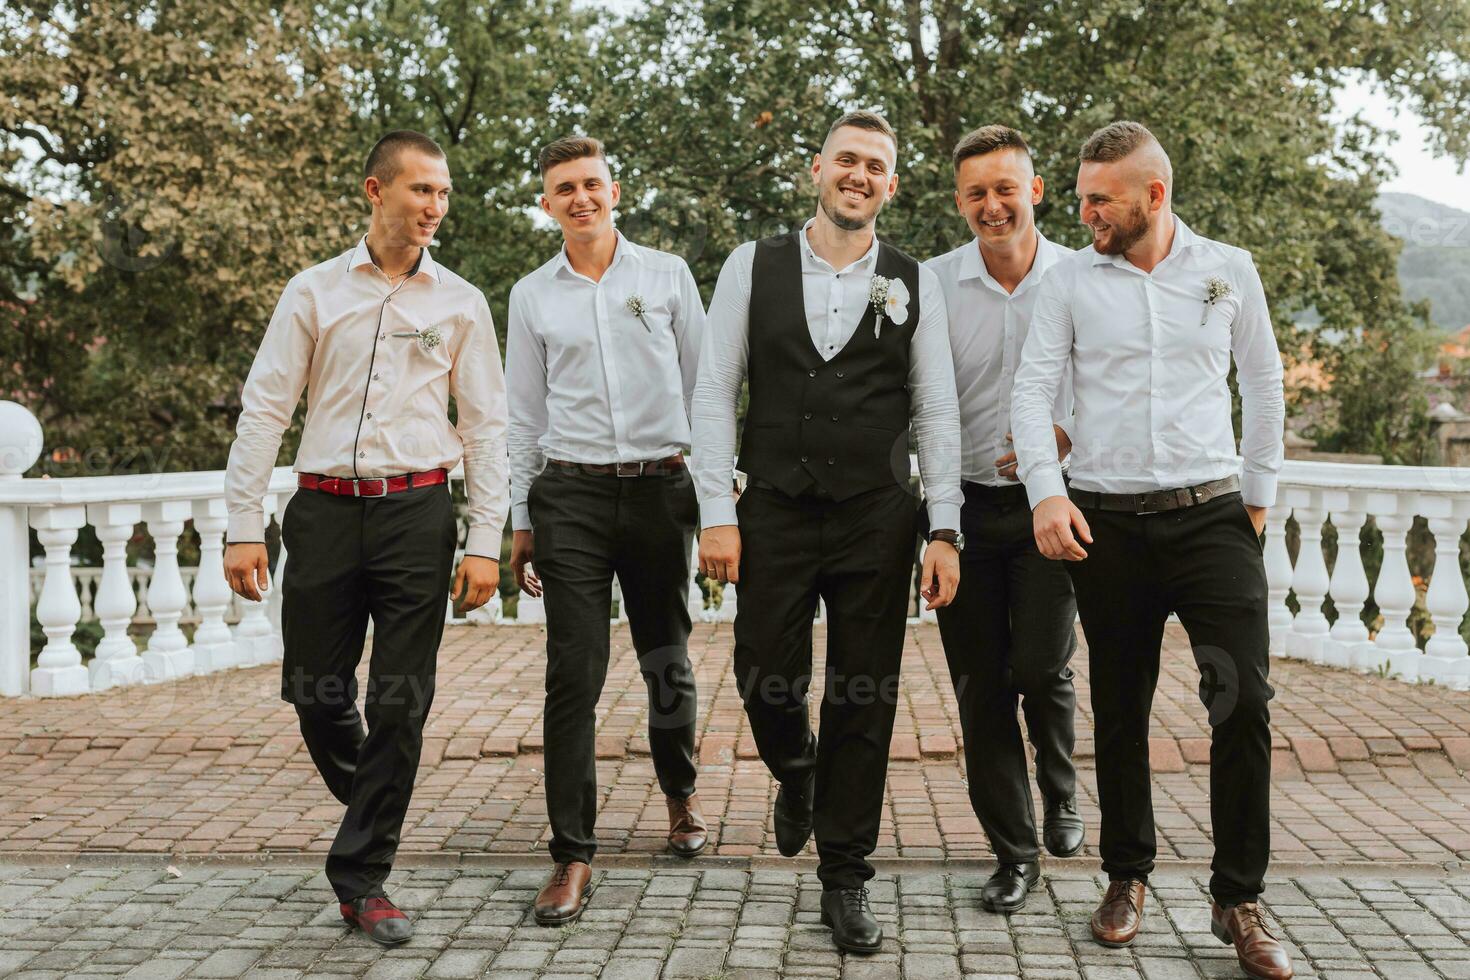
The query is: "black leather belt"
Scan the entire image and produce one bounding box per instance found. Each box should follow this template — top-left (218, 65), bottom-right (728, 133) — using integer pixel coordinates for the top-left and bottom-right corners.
top-left (961, 481), bottom-right (1030, 503)
top-left (545, 454), bottom-right (685, 477)
top-left (1069, 475), bottom-right (1240, 514)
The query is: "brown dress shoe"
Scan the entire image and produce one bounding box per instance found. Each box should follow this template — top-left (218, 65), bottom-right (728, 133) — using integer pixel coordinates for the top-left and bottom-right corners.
top-left (1212, 902), bottom-right (1294, 979)
top-left (533, 862), bottom-right (592, 926)
top-left (1090, 878), bottom-right (1146, 947)
top-left (667, 794), bottom-right (709, 857)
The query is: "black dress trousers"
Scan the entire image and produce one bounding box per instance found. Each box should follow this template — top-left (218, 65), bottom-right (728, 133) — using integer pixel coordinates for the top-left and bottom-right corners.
top-left (931, 482), bottom-right (1078, 864)
top-left (528, 464), bottom-right (700, 867)
top-left (1065, 490), bottom-right (1273, 906)
top-left (732, 481), bottom-right (918, 891)
top-left (279, 482), bottom-right (458, 904)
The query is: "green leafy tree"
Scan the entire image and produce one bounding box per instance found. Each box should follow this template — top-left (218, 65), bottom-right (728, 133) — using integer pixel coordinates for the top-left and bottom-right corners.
top-left (0, 0), bottom-right (367, 473)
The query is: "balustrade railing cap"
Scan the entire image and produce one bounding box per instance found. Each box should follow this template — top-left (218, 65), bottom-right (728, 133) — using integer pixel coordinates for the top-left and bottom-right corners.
top-left (0, 466), bottom-right (297, 506)
top-left (1280, 458), bottom-right (1470, 495)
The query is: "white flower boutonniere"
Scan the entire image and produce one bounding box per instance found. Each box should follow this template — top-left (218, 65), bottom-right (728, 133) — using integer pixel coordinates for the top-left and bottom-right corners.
top-left (869, 276), bottom-right (910, 338)
top-left (389, 326), bottom-right (444, 353)
top-left (1201, 275), bottom-right (1233, 326)
top-left (625, 294), bottom-right (652, 332)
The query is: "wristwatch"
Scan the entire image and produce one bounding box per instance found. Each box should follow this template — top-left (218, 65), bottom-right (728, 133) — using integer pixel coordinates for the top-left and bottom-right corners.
top-left (929, 528), bottom-right (964, 553)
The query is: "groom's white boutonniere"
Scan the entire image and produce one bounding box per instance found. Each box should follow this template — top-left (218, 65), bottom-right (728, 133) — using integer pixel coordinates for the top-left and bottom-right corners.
top-left (1201, 275), bottom-right (1233, 326)
top-left (389, 326), bottom-right (444, 353)
top-left (625, 294), bottom-right (652, 332)
top-left (869, 275), bottom-right (910, 338)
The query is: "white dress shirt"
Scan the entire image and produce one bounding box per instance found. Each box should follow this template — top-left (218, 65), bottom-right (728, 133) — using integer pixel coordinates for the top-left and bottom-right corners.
top-left (504, 232), bottom-right (706, 531)
top-left (225, 237), bottom-right (510, 557)
top-left (1011, 217), bottom-right (1285, 509)
top-left (925, 231), bottom-right (1074, 486)
top-left (691, 218), bottom-right (963, 531)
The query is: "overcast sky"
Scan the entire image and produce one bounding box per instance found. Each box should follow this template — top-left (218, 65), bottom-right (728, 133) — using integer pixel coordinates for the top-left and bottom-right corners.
top-left (1336, 77), bottom-right (1470, 212)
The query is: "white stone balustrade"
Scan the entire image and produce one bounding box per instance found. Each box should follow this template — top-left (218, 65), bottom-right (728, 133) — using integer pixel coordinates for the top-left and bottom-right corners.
top-left (1269, 462), bottom-right (1470, 691)
top-left (8, 396), bottom-right (1470, 696)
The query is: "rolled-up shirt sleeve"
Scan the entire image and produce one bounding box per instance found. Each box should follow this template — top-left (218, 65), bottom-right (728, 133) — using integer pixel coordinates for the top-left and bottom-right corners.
top-left (690, 244), bottom-right (753, 529)
top-left (910, 265), bottom-right (963, 533)
top-left (1230, 252), bottom-right (1285, 507)
top-left (451, 291), bottom-right (511, 557)
top-left (224, 276), bottom-right (316, 544)
top-left (1013, 266), bottom-right (1075, 509)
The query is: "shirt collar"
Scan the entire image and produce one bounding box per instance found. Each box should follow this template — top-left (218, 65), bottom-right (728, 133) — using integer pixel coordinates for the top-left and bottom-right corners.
top-left (962, 229), bottom-right (1060, 295)
top-left (799, 217), bottom-right (880, 274)
top-left (554, 229), bottom-right (640, 280)
top-left (348, 236), bottom-right (441, 284)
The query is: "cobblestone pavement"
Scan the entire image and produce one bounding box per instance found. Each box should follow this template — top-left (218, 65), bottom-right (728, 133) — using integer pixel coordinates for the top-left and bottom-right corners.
top-left (3, 862), bottom-right (1470, 979)
top-left (5, 624), bottom-right (1470, 865)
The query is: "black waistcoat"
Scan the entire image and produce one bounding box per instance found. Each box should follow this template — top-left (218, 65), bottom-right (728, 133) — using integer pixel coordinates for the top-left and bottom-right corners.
top-left (736, 230), bottom-right (921, 500)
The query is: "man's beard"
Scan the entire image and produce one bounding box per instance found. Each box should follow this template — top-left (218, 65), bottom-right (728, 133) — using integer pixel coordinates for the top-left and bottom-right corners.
top-left (820, 183), bottom-right (880, 231)
top-left (1093, 201), bottom-right (1150, 255)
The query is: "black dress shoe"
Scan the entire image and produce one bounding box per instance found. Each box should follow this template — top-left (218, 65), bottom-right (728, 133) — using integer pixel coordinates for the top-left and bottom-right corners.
top-left (820, 886), bottom-right (883, 954)
top-left (981, 862), bottom-right (1041, 914)
top-left (1043, 796), bottom-right (1085, 857)
top-left (772, 774), bottom-right (815, 857)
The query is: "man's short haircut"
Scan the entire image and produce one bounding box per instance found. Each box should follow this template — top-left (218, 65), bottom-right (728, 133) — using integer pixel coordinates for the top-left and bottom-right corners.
top-left (1079, 121), bottom-right (1158, 164)
top-left (364, 130), bottom-right (446, 184)
top-left (952, 125), bottom-right (1033, 171)
top-left (538, 135), bottom-right (608, 177)
top-left (824, 110), bottom-right (898, 153)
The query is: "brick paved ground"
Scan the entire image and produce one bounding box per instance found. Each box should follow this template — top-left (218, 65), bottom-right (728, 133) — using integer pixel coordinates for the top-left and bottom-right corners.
top-left (4, 623), bottom-right (1470, 864)
top-left (8, 622), bottom-right (1470, 977)
top-left (5, 863), bottom-right (1470, 978)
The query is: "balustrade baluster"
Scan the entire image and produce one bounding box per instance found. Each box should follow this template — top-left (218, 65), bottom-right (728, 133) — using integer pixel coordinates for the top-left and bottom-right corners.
top-left (1284, 490), bottom-right (1331, 663)
top-left (1420, 496), bottom-right (1470, 690)
top-left (191, 498), bottom-right (241, 672)
top-left (140, 500), bottom-right (196, 681)
top-left (30, 505), bottom-right (90, 696)
top-left (1263, 505), bottom-right (1293, 656)
top-left (1321, 494), bottom-right (1372, 670)
top-left (87, 502), bottom-right (145, 690)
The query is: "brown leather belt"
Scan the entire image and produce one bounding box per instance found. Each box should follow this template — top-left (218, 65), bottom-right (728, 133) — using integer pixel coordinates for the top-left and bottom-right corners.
top-left (298, 468), bottom-right (448, 497)
top-left (1069, 475), bottom-right (1239, 514)
top-left (545, 453), bottom-right (685, 477)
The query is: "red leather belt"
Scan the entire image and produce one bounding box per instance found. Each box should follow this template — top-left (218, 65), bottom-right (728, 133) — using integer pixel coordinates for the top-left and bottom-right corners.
top-left (544, 454), bottom-right (685, 477)
top-left (298, 468), bottom-right (448, 497)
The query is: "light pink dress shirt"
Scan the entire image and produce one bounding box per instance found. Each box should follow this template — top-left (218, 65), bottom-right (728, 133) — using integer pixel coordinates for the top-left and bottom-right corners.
top-left (224, 237), bottom-right (510, 557)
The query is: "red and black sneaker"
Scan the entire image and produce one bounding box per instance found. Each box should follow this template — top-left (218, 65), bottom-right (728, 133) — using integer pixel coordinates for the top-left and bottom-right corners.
top-left (340, 894), bottom-right (413, 946)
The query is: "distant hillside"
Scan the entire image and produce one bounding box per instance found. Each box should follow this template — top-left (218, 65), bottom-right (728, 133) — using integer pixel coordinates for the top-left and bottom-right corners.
top-left (1377, 192), bottom-right (1470, 330)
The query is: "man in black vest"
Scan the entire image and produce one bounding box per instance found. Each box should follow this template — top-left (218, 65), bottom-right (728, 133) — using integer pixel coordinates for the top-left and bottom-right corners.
top-left (692, 110), bottom-right (963, 955)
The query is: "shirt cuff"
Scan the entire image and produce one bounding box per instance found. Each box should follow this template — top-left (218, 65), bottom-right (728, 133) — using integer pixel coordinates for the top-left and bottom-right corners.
top-left (464, 526), bottom-right (501, 560)
top-left (227, 514), bottom-right (265, 544)
top-left (1023, 465), bottom-right (1068, 510)
top-left (511, 501), bottom-right (532, 533)
top-left (925, 500), bottom-right (961, 535)
top-left (700, 497), bottom-right (738, 530)
top-left (1240, 471), bottom-right (1277, 509)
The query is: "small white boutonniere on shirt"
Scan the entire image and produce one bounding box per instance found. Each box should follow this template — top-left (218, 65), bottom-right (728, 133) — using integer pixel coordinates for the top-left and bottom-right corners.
top-left (625, 294), bottom-right (652, 332)
top-left (390, 326), bottom-right (444, 353)
top-left (1201, 275), bottom-right (1233, 326)
top-left (869, 275), bottom-right (910, 338)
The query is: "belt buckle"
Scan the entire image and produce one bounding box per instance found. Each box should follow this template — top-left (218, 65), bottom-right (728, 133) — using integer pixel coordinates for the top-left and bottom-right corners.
top-left (355, 478), bottom-right (388, 497)
top-left (615, 462), bottom-right (641, 478)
